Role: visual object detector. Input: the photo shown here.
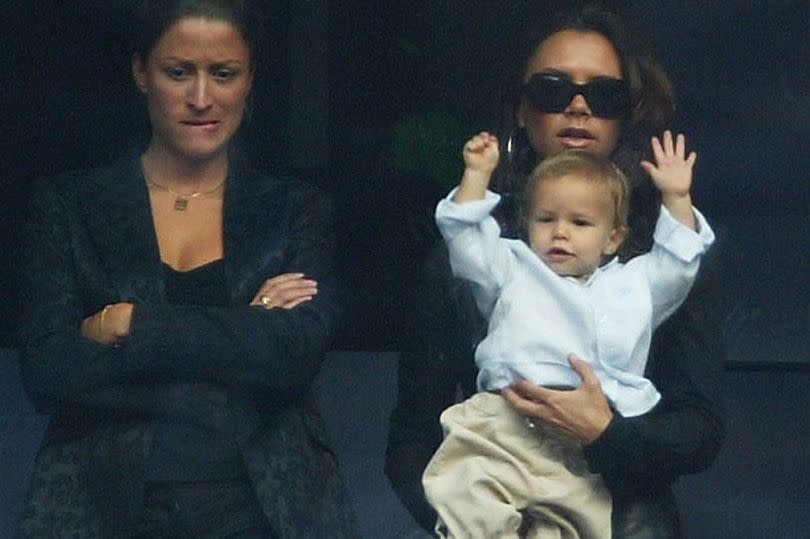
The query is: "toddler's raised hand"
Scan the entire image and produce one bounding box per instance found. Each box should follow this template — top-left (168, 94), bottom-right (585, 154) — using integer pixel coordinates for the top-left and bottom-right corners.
top-left (640, 130), bottom-right (699, 229)
top-left (463, 131), bottom-right (499, 172)
top-left (640, 130), bottom-right (696, 198)
top-left (453, 131), bottom-right (499, 203)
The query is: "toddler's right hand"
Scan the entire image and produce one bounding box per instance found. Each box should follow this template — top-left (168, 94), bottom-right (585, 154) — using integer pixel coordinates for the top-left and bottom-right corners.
top-left (463, 131), bottom-right (499, 172)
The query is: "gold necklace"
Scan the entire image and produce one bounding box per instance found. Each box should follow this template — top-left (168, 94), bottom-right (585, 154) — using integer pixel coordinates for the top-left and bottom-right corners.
top-left (146, 176), bottom-right (228, 211)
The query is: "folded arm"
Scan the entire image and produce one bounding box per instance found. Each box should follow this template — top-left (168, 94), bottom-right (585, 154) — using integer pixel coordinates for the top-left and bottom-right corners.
top-left (19, 181), bottom-right (339, 414)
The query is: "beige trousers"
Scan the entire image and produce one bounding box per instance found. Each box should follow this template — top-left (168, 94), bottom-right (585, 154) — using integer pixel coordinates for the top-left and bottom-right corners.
top-left (422, 392), bottom-right (611, 539)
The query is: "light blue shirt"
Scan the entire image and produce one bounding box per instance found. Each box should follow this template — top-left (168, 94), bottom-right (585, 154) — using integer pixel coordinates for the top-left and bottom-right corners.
top-left (436, 189), bottom-right (715, 417)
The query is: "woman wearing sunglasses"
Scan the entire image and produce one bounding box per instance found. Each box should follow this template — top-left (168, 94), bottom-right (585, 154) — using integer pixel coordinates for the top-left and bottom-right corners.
top-left (386, 5), bottom-right (725, 538)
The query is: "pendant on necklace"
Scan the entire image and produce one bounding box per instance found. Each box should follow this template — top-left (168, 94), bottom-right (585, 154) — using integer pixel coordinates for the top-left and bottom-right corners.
top-left (173, 197), bottom-right (189, 211)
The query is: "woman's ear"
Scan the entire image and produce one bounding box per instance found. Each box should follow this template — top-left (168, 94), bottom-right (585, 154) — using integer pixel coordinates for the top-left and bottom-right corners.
top-left (132, 53), bottom-right (148, 94)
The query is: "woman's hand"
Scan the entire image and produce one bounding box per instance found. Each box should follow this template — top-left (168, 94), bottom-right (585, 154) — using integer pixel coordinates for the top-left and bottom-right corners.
top-left (502, 354), bottom-right (614, 445)
top-left (251, 272), bottom-right (318, 310)
top-left (80, 303), bottom-right (134, 345)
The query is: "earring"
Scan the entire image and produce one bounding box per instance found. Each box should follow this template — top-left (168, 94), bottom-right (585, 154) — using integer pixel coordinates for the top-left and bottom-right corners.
top-left (506, 130), bottom-right (515, 156)
top-left (503, 127), bottom-right (530, 171)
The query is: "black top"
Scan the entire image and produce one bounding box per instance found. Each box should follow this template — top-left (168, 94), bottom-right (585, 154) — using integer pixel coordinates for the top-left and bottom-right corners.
top-left (17, 152), bottom-right (356, 537)
top-left (163, 259), bottom-right (229, 307)
top-left (145, 259), bottom-right (245, 481)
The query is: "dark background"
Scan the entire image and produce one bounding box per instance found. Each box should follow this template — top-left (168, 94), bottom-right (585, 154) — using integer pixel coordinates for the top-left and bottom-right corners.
top-left (2, 0), bottom-right (808, 365)
top-left (1, 2), bottom-right (809, 537)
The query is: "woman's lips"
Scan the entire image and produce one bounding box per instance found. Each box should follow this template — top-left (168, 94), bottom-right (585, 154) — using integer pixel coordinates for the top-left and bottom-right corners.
top-left (557, 127), bottom-right (595, 148)
top-left (182, 120), bottom-right (220, 133)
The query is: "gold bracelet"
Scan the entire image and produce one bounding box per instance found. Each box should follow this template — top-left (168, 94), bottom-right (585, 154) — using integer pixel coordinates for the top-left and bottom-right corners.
top-left (99, 305), bottom-right (112, 336)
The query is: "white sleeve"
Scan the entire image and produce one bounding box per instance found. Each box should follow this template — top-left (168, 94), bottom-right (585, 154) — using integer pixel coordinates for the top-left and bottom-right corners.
top-left (638, 205), bottom-right (715, 327)
top-left (434, 188), bottom-right (515, 318)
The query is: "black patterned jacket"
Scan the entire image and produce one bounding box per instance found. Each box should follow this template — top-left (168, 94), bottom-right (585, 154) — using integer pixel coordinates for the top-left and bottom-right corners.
top-left (17, 153), bottom-right (359, 538)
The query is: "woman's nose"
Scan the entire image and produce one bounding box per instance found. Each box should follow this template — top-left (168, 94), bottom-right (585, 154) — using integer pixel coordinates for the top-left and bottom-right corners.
top-left (188, 75), bottom-right (213, 110)
top-left (564, 93), bottom-right (592, 117)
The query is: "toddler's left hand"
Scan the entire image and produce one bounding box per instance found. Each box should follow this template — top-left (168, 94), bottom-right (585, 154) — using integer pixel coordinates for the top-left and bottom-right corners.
top-left (640, 130), bottom-right (696, 197)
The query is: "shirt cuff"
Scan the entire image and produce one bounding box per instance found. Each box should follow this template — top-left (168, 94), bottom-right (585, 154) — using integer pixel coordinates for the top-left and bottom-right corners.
top-left (435, 188), bottom-right (501, 239)
top-left (653, 205), bottom-right (715, 263)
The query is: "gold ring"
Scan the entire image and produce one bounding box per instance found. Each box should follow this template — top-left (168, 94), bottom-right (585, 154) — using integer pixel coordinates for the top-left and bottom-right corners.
top-left (260, 295), bottom-right (271, 307)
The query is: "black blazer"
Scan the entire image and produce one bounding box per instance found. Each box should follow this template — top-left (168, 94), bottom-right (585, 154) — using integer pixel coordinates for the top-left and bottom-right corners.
top-left (17, 153), bottom-right (358, 538)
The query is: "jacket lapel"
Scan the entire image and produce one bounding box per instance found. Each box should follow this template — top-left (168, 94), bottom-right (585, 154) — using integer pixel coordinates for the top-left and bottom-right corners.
top-left (81, 154), bottom-right (290, 306)
top-left (223, 165), bottom-right (288, 304)
top-left (82, 154), bottom-right (164, 304)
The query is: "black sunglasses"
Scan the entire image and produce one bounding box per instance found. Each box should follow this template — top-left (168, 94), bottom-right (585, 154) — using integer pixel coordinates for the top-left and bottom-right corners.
top-left (521, 73), bottom-right (630, 118)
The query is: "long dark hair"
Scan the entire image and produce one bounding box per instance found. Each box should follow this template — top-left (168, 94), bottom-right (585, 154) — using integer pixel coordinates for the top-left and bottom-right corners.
top-left (492, 5), bottom-right (675, 259)
top-left (131, 0), bottom-right (258, 69)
